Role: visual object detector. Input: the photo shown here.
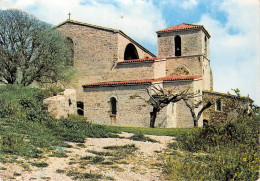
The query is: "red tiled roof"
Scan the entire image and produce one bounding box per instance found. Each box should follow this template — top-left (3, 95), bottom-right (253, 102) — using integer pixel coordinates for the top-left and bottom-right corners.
top-left (156, 23), bottom-right (210, 38)
top-left (83, 75), bottom-right (202, 87)
top-left (117, 57), bottom-right (164, 64)
top-left (157, 23), bottom-right (202, 33)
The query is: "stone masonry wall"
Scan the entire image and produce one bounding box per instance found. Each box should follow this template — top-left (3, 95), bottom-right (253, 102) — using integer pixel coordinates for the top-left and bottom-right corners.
top-left (163, 80), bottom-right (200, 128)
top-left (82, 84), bottom-right (168, 127)
top-left (113, 60), bottom-right (166, 81)
top-left (57, 23), bottom-right (118, 102)
top-left (113, 62), bottom-right (154, 81)
top-left (43, 89), bottom-right (77, 119)
top-left (203, 91), bottom-right (251, 124)
top-left (58, 22), bottom-right (156, 102)
top-left (117, 34), bottom-right (153, 61)
top-left (166, 55), bottom-right (203, 76)
top-left (157, 29), bottom-right (204, 57)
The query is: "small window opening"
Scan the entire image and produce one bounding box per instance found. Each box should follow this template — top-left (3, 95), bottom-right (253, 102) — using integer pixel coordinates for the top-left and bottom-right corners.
top-left (174, 35), bottom-right (181, 56)
top-left (77, 101), bottom-right (84, 116)
top-left (67, 37), bottom-right (74, 66)
top-left (124, 43), bottom-right (139, 60)
top-left (204, 36), bottom-right (207, 56)
top-left (68, 99), bottom-right (72, 106)
top-left (216, 99), bottom-right (222, 111)
top-left (110, 97), bottom-right (117, 115)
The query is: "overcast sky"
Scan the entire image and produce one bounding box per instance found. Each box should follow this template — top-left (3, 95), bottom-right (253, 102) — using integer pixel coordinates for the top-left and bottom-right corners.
top-left (1, 0), bottom-right (259, 104)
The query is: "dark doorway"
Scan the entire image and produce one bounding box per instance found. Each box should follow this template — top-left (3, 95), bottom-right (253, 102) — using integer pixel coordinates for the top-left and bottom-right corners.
top-left (110, 97), bottom-right (117, 115)
top-left (77, 101), bottom-right (84, 116)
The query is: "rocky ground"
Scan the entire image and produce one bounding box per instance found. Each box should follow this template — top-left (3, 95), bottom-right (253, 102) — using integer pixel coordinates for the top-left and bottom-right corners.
top-left (0, 132), bottom-right (175, 181)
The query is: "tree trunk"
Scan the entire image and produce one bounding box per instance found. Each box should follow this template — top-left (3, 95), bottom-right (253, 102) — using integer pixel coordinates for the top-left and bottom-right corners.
top-left (193, 117), bottom-right (198, 127)
top-left (150, 107), bottom-right (158, 128)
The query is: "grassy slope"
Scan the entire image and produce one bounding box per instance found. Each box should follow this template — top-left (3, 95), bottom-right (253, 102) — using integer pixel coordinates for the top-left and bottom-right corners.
top-left (0, 85), bottom-right (258, 180)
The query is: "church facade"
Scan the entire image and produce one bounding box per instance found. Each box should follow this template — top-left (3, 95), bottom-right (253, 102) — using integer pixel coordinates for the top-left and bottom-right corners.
top-left (56, 20), bottom-right (243, 128)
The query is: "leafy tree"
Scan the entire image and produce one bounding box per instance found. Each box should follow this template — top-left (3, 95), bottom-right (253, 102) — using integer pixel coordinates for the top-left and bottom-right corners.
top-left (0, 9), bottom-right (74, 86)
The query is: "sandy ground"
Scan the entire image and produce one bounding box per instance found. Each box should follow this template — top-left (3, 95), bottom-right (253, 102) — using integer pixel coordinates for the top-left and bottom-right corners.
top-left (0, 132), bottom-right (175, 181)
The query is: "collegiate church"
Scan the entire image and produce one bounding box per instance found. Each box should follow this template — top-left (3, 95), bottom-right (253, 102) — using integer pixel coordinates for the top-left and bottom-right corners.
top-left (55, 20), bottom-right (244, 128)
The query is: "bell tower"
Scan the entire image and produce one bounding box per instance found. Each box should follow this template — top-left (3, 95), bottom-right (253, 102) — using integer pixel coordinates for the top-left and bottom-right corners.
top-left (156, 23), bottom-right (212, 91)
top-left (156, 23), bottom-right (210, 59)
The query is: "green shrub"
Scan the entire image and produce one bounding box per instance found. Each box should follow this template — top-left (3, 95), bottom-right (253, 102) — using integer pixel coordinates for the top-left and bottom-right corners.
top-left (129, 132), bottom-right (158, 143)
top-left (31, 162), bottom-right (48, 167)
top-left (0, 85), bottom-right (117, 158)
top-left (166, 116), bottom-right (260, 181)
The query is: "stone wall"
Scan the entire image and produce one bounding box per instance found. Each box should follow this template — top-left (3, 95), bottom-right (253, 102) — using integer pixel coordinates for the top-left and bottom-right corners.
top-left (82, 84), bottom-right (158, 127)
top-left (113, 62), bottom-right (154, 81)
top-left (113, 59), bottom-right (166, 81)
top-left (117, 33), bottom-right (153, 61)
top-left (43, 89), bottom-right (77, 119)
top-left (57, 22), bottom-right (156, 102)
top-left (166, 55), bottom-right (203, 77)
top-left (81, 78), bottom-right (201, 128)
top-left (163, 79), bottom-right (203, 127)
top-left (203, 91), bottom-right (252, 124)
top-left (157, 29), bottom-right (204, 57)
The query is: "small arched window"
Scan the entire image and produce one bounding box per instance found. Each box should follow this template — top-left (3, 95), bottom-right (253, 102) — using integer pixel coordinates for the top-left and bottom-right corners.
top-left (67, 37), bottom-right (74, 66)
top-left (77, 101), bottom-right (84, 116)
top-left (110, 97), bottom-right (117, 115)
top-left (124, 43), bottom-right (139, 60)
top-left (174, 35), bottom-right (181, 56)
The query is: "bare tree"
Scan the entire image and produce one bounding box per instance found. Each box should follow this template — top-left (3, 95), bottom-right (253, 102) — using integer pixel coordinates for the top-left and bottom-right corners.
top-left (146, 85), bottom-right (190, 128)
top-left (0, 9), bottom-right (74, 86)
top-left (183, 97), bottom-right (213, 127)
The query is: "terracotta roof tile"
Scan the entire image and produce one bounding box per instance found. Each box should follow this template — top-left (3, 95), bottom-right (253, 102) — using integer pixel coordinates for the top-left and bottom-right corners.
top-left (156, 23), bottom-right (210, 38)
top-left (83, 75), bottom-right (202, 87)
top-left (117, 57), bottom-right (164, 64)
top-left (157, 23), bottom-right (202, 33)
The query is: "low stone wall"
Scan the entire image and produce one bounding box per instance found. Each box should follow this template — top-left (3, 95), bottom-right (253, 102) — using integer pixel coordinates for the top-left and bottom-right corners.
top-left (43, 89), bottom-right (77, 119)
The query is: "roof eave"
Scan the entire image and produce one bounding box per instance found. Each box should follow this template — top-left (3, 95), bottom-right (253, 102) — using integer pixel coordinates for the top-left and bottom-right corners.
top-left (156, 26), bottom-right (211, 38)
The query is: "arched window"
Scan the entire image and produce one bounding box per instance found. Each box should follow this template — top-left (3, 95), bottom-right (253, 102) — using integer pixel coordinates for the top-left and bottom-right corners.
top-left (174, 35), bottom-right (181, 56)
top-left (124, 43), bottom-right (139, 60)
top-left (67, 37), bottom-right (74, 66)
top-left (77, 101), bottom-right (84, 116)
top-left (110, 97), bottom-right (117, 115)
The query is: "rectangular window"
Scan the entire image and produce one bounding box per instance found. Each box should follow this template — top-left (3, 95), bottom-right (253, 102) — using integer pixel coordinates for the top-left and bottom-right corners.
top-left (215, 99), bottom-right (222, 111)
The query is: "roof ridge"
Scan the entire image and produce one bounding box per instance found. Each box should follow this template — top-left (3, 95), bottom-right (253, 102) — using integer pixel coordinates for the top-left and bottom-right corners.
top-left (56, 19), bottom-right (120, 33)
top-left (56, 19), bottom-right (156, 57)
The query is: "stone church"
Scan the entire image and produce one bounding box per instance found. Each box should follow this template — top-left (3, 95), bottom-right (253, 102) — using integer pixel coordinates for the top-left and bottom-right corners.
top-left (55, 20), bottom-right (247, 128)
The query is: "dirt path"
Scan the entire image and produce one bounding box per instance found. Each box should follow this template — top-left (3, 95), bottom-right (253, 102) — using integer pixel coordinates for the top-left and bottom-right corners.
top-left (0, 133), bottom-right (174, 181)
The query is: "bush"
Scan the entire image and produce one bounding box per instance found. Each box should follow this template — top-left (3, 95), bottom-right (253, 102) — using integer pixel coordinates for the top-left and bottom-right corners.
top-left (166, 116), bottom-right (260, 180)
top-left (0, 85), bottom-right (116, 158)
top-left (129, 132), bottom-right (158, 142)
